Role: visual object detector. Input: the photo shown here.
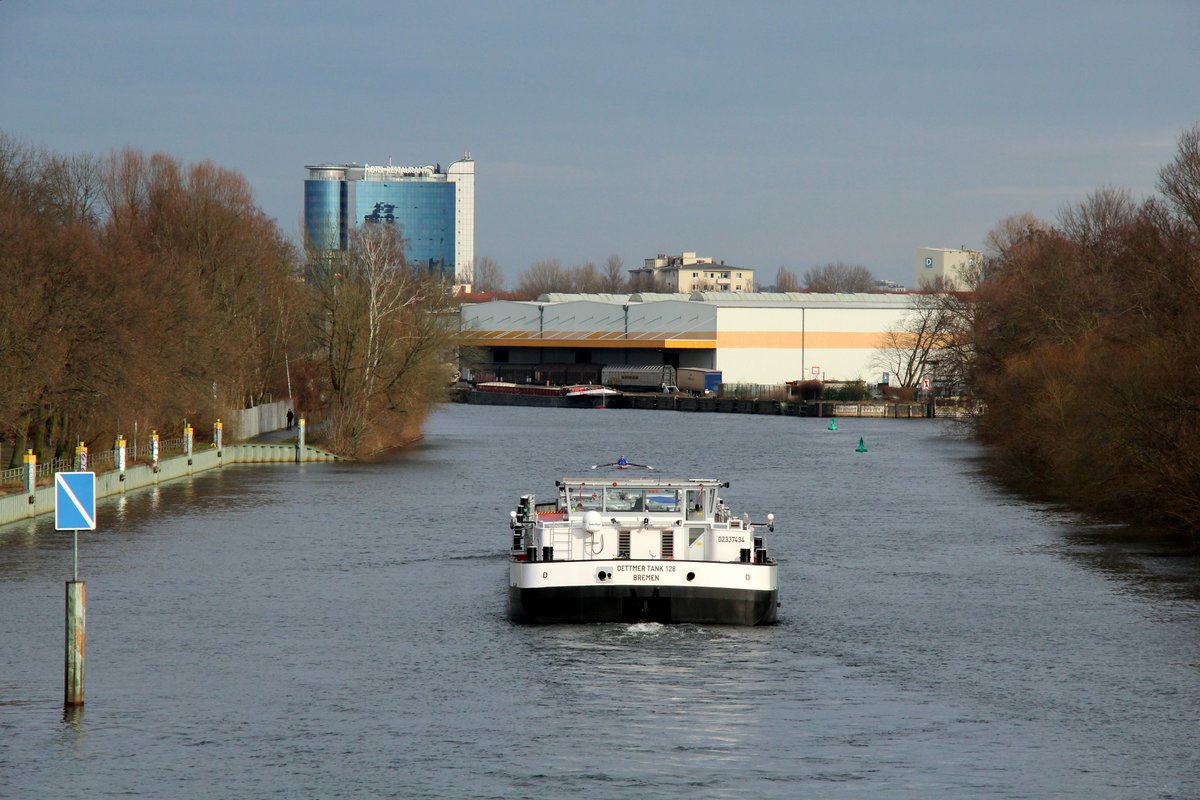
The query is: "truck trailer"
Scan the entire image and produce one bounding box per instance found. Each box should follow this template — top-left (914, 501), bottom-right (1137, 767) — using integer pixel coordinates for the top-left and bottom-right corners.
top-left (600, 364), bottom-right (678, 392)
top-left (677, 367), bottom-right (722, 395)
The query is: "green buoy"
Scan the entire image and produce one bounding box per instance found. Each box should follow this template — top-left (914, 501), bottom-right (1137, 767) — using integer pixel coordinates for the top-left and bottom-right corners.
top-left (827, 418), bottom-right (838, 431)
top-left (856, 436), bottom-right (868, 453)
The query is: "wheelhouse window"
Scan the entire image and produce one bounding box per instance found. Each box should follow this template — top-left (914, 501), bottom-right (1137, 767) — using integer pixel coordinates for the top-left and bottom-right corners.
top-left (686, 488), bottom-right (713, 518)
top-left (604, 487), bottom-right (644, 512)
top-left (645, 488), bottom-right (680, 513)
top-left (567, 485), bottom-right (603, 511)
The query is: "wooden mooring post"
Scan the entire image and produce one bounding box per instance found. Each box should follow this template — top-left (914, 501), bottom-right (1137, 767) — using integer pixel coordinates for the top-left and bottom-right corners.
top-left (65, 576), bottom-right (85, 707)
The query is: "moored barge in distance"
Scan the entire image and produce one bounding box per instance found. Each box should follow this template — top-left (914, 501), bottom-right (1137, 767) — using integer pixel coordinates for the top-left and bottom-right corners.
top-left (508, 467), bottom-right (779, 625)
top-left (467, 381), bottom-right (619, 408)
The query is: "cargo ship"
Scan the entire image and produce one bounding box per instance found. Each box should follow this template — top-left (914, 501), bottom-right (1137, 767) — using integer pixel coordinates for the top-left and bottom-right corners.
top-left (508, 464), bottom-right (779, 624)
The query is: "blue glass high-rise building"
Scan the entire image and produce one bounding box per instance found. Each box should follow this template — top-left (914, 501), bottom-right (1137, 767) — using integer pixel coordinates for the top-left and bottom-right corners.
top-left (304, 154), bottom-right (475, 284)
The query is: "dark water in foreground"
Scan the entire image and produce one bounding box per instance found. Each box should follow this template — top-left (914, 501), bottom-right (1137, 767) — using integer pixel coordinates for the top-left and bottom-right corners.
top-left (2, 405), bottom-right (1198, 798)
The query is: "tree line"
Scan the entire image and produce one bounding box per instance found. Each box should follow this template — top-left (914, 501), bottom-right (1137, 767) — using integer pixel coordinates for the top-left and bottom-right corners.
top-left (471, 254), bottom-right (885, 296)
top-left (0, 133), bottom-right (460, 464)
top-left (966, 126), bottom-right (1200, 536)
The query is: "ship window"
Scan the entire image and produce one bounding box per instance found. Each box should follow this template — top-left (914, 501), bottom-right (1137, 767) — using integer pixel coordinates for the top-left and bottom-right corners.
top-left (605, 487), bottom-right (644, 512)
top-left (645, 488), bottom-right (679, 513)
top-left (567, 485), bottom-right (602, 511)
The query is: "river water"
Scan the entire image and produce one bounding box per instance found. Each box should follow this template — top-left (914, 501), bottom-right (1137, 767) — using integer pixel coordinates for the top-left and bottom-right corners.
top-left (1, 404), bottom-right (1197, 798)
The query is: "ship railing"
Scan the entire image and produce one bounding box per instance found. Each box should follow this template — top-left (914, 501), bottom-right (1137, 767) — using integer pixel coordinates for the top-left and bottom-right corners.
top-left (541, 522), bottom-right (576, 560)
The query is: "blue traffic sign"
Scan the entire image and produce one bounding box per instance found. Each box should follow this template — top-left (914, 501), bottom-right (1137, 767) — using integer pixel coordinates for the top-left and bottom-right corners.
top-left (55, 472), bottom-right (96, 531)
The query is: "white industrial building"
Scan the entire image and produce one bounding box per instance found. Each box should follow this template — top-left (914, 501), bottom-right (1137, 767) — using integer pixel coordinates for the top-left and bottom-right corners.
top-left (460, 292), bottom-right (917, 385)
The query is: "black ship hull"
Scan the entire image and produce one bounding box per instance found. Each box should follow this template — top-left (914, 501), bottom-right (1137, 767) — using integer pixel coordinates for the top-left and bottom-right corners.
top-left (508, 584), bottom-right (779, 625)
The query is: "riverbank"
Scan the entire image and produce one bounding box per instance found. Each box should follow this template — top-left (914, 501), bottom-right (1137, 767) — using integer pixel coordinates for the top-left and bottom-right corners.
top-left (451, 386), bottom-right (968, 418)
top-left (0, 440), bottom-right (343, 529)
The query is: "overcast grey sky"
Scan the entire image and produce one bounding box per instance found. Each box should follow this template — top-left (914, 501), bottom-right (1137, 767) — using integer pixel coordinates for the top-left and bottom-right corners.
top-left (3, 1), bottom-right (1197, 286)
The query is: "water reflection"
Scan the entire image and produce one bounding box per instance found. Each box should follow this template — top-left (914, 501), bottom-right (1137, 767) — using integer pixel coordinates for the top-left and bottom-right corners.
top-left (1062, 523), bottom-right (1200, 602)
top-left (114, 494), bottom-right (129, 523)
top-left (60, 706), bottom-right (86, 741)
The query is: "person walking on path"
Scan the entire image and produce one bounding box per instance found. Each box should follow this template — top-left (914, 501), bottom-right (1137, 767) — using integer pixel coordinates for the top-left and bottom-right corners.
top-left (286, 408), bottom-right (294, 430)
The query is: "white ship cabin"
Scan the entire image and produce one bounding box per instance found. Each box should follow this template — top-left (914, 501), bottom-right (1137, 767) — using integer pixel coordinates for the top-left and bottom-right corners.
top-left (515, 477), bottom-right (771, 564)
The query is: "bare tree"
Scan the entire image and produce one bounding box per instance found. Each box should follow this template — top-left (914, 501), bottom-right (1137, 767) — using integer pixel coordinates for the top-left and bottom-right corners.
top-left (40, 152), bottom-right (103, 227)
top-left (0, 133), bottom-right (39, 211)
top-left (570, 261), bottom-right (603, 292)
top-left (1058, 186), bottom-right (1137, 270)
top-left (0, 140), bottom-right (309, 462)
top-left (871, 292), bottom-right (963, 391)
top-left (517, 259), bottom-right (566, 297)
top-left (311, 223), bottom-right (457, 455)
top-left (1158, 123), bottom-right (1200, 230)
top-left (472, 255), bottom-right (505, 293)
top-left (968, 128), bottom-right (1200, 533)
top-left (983, 212), bottom-right (1050, 262)
top-left (803, 261), bottom-right (876, 293)
top-left (774, 266), bottom-right (801, 292)
top-left (602, 255), bottom-right (628, 292)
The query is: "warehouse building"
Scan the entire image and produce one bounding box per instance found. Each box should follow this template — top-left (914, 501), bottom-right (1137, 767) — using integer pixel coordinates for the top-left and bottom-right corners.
top-left (460, 292), bottom-right (916, 386)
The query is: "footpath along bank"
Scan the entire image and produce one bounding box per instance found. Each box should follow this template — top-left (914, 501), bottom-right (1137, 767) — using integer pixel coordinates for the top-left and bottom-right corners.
top-left (0, 402), bottom-right (343, 529)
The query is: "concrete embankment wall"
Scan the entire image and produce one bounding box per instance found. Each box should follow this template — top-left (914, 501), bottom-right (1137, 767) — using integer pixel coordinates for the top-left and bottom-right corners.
top-left (607, 394), bottom-right (964, 418)
top-left (451, 388), bottom-right (968, 418)
top-left (0, 443), bottom-right (341, 528)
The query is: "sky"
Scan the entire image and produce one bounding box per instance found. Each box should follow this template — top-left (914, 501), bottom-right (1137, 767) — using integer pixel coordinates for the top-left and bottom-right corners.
top-left (2, 1), bottom-right (1197, 288)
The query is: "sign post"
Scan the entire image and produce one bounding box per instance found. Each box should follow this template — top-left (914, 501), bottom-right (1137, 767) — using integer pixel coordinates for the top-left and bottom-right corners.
top-left (56, 472), bottom-right (96, 708)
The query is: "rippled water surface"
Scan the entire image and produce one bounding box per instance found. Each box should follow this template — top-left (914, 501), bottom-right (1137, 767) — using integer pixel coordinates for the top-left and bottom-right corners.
top-left (2, 405), bottom-right (1198, 798)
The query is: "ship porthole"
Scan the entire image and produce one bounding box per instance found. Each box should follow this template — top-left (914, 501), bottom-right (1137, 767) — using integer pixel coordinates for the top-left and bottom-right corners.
top-left (686, 572), bottom-right (695, 582)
